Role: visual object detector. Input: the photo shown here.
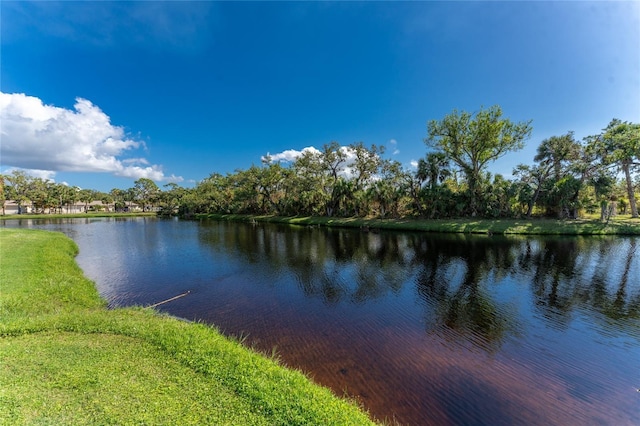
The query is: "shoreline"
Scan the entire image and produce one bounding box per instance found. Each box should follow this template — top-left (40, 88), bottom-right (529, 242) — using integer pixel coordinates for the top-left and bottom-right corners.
top-left (196, 213), bottom-right (640, 236)
top-left (0, 212), bottom-right (157, 220)
top-left (2, 211), bottom-right (639, 235)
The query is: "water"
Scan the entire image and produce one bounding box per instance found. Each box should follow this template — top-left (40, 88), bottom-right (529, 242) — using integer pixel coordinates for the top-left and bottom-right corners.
top-left (4, 217), bottom-right (640, 425)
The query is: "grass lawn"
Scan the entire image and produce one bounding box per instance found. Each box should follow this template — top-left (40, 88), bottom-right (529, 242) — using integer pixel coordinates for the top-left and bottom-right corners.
top-left (0, 228), bottom-right (375, 425)
top-left (198, 213), bottom-right (640, 235)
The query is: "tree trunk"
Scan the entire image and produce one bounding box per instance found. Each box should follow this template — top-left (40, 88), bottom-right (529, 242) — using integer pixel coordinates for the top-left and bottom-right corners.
top-left (526, 186), bottom-right (542, 217)
top-left (600, 200), bottom-right (608, 222)
top-left (622, 161), bottom-right (638, 218)
top-left (410, 186), bottom-right (425, 217)
top-left (325, 205), bottom-right (334, 217)
top-left (468, 176), bottom-right (478, 217)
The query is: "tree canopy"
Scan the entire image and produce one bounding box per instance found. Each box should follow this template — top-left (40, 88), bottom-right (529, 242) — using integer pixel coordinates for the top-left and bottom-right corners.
top-left (2, 107), bottom-right (637, 222)
top-left (425, 105), bottom-right (533, 215)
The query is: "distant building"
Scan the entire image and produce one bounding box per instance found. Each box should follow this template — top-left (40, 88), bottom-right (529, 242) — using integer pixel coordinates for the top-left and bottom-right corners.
top-left (1, 200), bottom-right (142, 215)
top-left (2, 200), bottom-right (32, 215)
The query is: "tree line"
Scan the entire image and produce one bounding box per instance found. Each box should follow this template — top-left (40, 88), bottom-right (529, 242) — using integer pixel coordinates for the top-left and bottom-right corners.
top-left (2, 106), bottom-right (639, 220)
top-left (0, 173), bottom-right (168, 215)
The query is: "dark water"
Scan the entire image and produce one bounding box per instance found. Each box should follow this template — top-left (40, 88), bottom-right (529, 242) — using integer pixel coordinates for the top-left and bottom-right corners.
top-left (4, 217), bottom-right (640, 425)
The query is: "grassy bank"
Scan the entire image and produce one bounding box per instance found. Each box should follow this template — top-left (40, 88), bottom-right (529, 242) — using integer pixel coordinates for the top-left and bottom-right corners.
top-left (4, 211), bottom-right (638, 235)
top-left (197, 213), bottom-right (640, 235)
top-left (0, 228), bottom-right (375, 425)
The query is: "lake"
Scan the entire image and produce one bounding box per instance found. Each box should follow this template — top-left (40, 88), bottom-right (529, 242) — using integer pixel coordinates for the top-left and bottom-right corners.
top-left (4, 217), bottom-right (639, 425)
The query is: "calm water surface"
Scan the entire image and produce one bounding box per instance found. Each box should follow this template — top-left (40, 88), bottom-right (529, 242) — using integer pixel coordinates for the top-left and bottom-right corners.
top-left (5, 217), bottom-right (640, 425)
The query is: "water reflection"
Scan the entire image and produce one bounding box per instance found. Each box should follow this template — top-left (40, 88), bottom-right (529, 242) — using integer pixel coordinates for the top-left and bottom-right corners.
top-left (198, 222), bottom-right (639, 344)
top-left (521, 237), bottom-right (640, 325)
top-left (191, 222), bottom-right (640, 424)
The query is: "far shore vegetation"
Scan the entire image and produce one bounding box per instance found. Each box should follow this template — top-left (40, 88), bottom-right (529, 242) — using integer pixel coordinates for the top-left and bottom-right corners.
top-left (2, 107), bottom-right (638, 230)
top-left (0, 228), bottom-right (375, 425)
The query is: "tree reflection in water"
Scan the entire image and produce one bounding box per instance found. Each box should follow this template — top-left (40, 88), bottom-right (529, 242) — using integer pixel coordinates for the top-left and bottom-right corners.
top-left (194, 222), bottom-right (639, 424)
top-left (410, 234), bottom-right (516, 351)
top-left (199, 222), bottom-right (639, 347)
top-left (521, 236), bottom-right (640, 325)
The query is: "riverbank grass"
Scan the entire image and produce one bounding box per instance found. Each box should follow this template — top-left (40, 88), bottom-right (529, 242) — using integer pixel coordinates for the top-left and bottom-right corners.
top-left (0, 228), bottom-right (374, 425)
top-left (199, 213), bottom-right (640, 235)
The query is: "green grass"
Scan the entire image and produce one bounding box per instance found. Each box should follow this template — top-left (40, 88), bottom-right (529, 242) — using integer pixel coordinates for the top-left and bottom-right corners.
top-left (0, 228), bottom-right (375, 425)
top-left (197, 213), bottom-right (640, 235)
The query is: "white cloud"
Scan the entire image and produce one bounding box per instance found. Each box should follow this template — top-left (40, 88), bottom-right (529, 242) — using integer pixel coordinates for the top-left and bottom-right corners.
top-left (2, 167), bottom-right (57, 182)
top-left (121, 158), bottom-right (150, 166)
top-left (165, 174), bottom-right (185, 184)
top-left (410, 160), bottom-right (419, 169)
top-left (388, 139), bottom-right (399, 155)
top-left (264, 145), bottom-right (384, 181)
top-left (27, 169), bottom-right (57, 181)
top-left (0, 92), bottom-right (181, 182)
top-left (261, 146), bottom-right (321, 163)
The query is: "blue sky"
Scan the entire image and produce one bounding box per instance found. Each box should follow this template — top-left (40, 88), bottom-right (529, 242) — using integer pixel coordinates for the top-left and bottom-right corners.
top-left (1, 1), bottom-right (638, 192)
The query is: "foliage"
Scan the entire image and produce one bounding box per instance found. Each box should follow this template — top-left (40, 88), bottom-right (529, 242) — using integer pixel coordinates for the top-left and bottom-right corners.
top-left (425, 105), bottom-right (533, 215)
top-left (591, 119), bottom-right (640, 217)
top-left (2, 107), bottom-right (637, 223)
top-left (133, 177), bottom-right (160, 212)
top-left (514, 132), bottom-right (582, 217)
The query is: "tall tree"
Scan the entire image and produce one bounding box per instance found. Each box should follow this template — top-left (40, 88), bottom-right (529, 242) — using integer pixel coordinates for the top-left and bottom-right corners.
top-left (232, 167), bottom-right (261, 214)
top-left (154, 183), bottom-right (182, 215)
top-left (320, 142), bottom-right (348, 216)
top-left (26, 178), bottom-right (50, 213)
top-left (534, 132), bottom-right (581, 181)
top-left (367, 160), bottom-right (405, 218)
top-left (349, 142), bottom-right (384, 190)
top-left (52, 183), bottom-right (70, 214)
top-left (598, 120), bottom-right (640, 218)
top-left (589, 172), bottom-right (616, 221)
top-left (291, 149), bottom-right (327, 216)
top-left (256, 162), bottom-right (290, 215)
top-left (426, 105), bottom-right (532, 215)
top-left (515, 132), bottom-right (581, 217)
top-left (407, 152), bottom-right (452, 218)
top-left (132, 178), bottom-right (160, 212)
top-left (547, 139), bottom-right (605, 219)
top-left (4, 170), bottom-right (32, 214)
